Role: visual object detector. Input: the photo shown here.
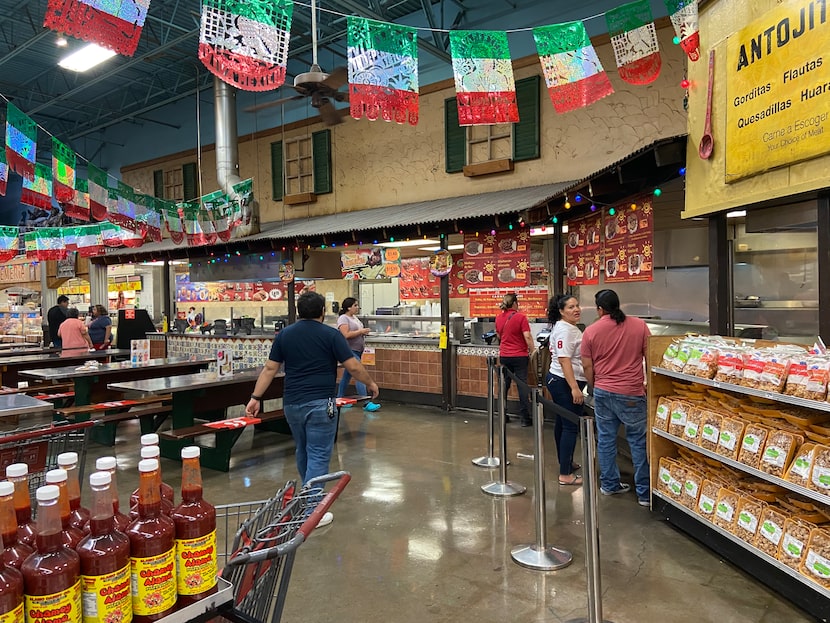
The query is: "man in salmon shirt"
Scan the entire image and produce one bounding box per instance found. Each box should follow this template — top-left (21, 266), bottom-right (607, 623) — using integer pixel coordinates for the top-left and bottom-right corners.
top-left (581, 289), bottom-right (651, 507)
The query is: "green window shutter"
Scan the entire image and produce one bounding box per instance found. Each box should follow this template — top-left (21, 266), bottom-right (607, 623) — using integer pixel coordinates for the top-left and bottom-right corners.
top-left (270, 141), bottom-right (283, 200)
top-left (312, 129), bottom-right (332, 195)
top-left (152, 169), bottom-right (164, 198)
top-left (445, 97), bottom-right (466, 173)
top-left (513, 75), bottom-right (540, 162)
top-left (182, 162), bottom-right (198, 200)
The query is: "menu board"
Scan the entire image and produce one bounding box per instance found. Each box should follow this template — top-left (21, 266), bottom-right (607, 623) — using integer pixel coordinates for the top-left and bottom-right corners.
top-left (463, 230), bottom-right (531, 289)
top-left (602, 197), bottom-right (654, 283)
top-left (399, 255), bottom-right (465, 300)
top-left (468, 287), bottom-right (549, 319)
top-left (340, 247), bottom-right (401, 280)
top-left (174, 274), bottom-right (308, 303)
top-left (565, 213), bottom-right (602, 286)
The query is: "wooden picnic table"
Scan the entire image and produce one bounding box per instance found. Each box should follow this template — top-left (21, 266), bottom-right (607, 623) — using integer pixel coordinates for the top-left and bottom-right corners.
top-left (108, 369), bottom-right (287, 471)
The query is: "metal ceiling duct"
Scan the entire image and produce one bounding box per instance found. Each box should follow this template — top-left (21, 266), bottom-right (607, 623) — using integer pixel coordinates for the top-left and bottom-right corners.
top-left (214, 76), bottom-right (259, 237)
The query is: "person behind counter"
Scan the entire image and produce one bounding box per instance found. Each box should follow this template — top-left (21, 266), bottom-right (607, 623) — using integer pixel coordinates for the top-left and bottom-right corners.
top-left (336, 297), bottom-right (380, 412)
top-left (58, 308), bottom-right (93, 354)
top-left (47, 295), bottom-right (69, 348)
top-left (495, 292), bottom-right (534, 427)
top-left (88, 304), bottom-right (112, 349)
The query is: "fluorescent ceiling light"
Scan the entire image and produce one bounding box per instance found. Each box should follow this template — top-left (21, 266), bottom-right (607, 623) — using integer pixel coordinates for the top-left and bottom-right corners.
top-left (419, 244), bottom-right (464, 251)
top-left (59, 44), bottom-right (117, 72)
top-left (726, 210), bottom-right (746, 218)
top-left (375, 239), bottom-right (439, 248)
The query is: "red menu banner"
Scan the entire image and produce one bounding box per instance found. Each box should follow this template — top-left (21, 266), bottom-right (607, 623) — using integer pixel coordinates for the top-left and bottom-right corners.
top-left (565, 213), bottom-right (602, 286)
top-left (468, 287), bottom-right (549, 319)
top-left (175, 274), bottom-right (309, 303)
top-left (399, 255), bottom-right (465, 300)
top-left (603, 197), bottom-right (654, 283)
top-left (463, 230), bottom-right (531, 289)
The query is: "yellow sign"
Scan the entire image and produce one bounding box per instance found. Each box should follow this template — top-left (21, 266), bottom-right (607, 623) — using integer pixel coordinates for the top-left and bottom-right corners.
top-left (725, 0), bottom-right (830, 181)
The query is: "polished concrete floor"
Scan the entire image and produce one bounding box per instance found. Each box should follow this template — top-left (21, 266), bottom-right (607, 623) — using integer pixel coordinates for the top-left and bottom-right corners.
top-left (19, 403), bottom-right (815, 623)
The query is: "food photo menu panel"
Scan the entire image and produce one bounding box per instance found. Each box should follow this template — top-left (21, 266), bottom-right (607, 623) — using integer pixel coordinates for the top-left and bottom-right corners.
top-left (565, 213), bottom-right (601, 286)
top-left (602, 197), bottom-right (654, 283)
top-left (463, 230), bottom-right (531, 289)
top-left (399, 255), bottom-right (466, 300)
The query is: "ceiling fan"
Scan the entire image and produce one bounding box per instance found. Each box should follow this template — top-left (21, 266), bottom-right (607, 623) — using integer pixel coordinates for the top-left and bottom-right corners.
top-left (243, 0), bottom-right (348, 126)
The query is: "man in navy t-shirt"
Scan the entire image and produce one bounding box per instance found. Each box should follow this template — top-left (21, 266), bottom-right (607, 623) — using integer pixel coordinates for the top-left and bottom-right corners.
top-left (246, 292), bottom-right (378, 524)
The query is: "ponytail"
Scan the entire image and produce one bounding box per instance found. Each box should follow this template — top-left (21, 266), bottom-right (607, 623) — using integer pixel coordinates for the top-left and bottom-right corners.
top-left (595, 289), bottom-right (626, 325)
top-left (339, 297), bottom-right (357, 315)
top-left (499, 293), bottom-right (518, 311)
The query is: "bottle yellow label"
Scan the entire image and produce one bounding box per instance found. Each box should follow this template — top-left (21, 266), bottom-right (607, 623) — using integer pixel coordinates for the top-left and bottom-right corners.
top-left (130, 550), bottom-right (176, 616)
top-left (0, 601), bottom-right (23, 623)
top-left (25, 580), bottom-right (82, 623)
top-left (175, 531), bottom-right (218, 596)
top-left (81, 564), bottom-right (132, 623)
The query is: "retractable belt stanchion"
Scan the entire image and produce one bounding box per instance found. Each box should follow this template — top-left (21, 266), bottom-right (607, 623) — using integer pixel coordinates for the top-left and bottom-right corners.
top-left (566, 412), bottom-right (614, 623)
top-left (481, 365), bottom-right (525, 497)
top-left (511, 388), bottom-right (573, 570)
top-left (472, 355), bottom-right (500, 468)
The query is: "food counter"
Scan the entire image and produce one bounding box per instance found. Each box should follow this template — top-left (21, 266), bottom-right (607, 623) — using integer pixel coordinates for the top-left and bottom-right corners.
top-left (0, 310), bottom-right (43, 343)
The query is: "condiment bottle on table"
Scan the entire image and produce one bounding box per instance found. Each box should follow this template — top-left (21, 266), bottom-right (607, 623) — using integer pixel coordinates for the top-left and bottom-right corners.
top-left (21, 485), bottom-right (82, 623)
top-left (0, 533), bottom-right (23, 623)
top-left (126, 459), bottom-right (177, 622)
top-left (44, 470), bottom-right (85, 549)
top-left (6, 464), bottom-right (35, 548)
top-left (95, 457), bottom-right (130, 532)
top-left (57, 453), bottom-right (90, 534)
top-left (0, 483), bottom-right (32, 570)
top-left (170, 447), bottom-right (217, 606)
top-left (76, 472), bottom-right (131, 623)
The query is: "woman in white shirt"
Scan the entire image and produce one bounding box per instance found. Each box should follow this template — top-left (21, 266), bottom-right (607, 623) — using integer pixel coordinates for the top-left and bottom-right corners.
top-left (546, 294), bottom-right (586, 486)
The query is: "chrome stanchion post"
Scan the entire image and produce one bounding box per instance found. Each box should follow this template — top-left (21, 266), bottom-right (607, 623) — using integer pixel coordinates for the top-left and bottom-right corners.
top-left (566, 414), bottom-right (614, 623)
top-left (473, 355), bottom-right (500, 467)
top-left (481, 365), bottom-right (525, 497)
top-left (511, 389), bottom-right (573, 570)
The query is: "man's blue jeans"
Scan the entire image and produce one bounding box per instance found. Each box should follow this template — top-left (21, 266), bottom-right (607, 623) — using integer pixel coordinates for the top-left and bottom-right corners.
top-left (284, 398), bottom-right (338, 485)
top-left (337, 350), bottom-right (367, 398)
top-left (592, 387), bottom-right (650, 500)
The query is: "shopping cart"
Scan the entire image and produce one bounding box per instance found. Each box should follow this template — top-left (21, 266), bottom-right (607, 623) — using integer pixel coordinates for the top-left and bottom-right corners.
top-left (0, 421), bottom-right (94, 498)
top-left (211, 471), bottom-right (351, 623)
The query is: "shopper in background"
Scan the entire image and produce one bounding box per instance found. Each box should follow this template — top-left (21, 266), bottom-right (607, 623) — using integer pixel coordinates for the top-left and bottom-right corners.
top-left (546, 294), bottom-right (585, 486)
top-left (47, 295), bottom-right (70, 348)
top-left (245, 291), bottom-right (379, 527)
top-left (581, 289), bottom-right (651, 506)
top-left (495, 292), bottom-right (534, 427)
top-left (336, 297), bottom-right (380, 412)
top-left (58, 307), bottom-right (93, 354)
top-left (87, 304), bottom-right (112, 349)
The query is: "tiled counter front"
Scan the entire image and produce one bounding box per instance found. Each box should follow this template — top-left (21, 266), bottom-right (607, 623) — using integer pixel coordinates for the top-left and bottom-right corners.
top-left (456, 345), bottom-right (523, 409)
top-left (166, 334), bottom-right (272, 371)
top-left (341, 340), bottom-right (442, 395)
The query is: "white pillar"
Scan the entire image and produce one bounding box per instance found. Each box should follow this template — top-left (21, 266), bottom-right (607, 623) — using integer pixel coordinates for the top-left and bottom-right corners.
top-left (88, 262), bottom-right (108, 311)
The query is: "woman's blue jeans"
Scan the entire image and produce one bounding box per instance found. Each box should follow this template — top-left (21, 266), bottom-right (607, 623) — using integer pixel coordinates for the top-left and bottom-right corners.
top-left (592, 387), bottom-right (650, 500)
top-left (546, 373), bottom-right (585, 476)
top-left (337, 350), bottom-right (367, 398)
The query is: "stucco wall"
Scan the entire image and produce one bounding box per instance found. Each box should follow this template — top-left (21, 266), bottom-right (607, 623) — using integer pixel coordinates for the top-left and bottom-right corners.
top-left (123, 24), bottom-right (687, 225)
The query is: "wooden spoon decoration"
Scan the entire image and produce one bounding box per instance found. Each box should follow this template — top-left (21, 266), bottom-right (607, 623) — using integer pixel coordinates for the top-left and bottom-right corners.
top-left (698, 49), bottom-right (715, 160)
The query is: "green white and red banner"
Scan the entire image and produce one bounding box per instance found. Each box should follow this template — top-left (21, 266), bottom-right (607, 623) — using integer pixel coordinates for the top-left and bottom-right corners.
top-left (664, 0), bottom-right (700, 62)
top-left (52, 137), bottom-right (76, 203)
top-left (199, 0), bottom-right (293, 91)
top-left (87, 163), bottom-right (109, 221)
top-left (0, 150), bottom-right (7, 197)
top-left (61, 177), bottom-right (91, 222)
top-left (449, 30), bottom-right (519, 125)
top-left (0, 226), bottom-right (18, 262)
top-left (5, 103), bottom-right (37, 181)
top-left (163, 202), bottom-right (185, 245)
top-left (43, 0), bottom-right (150, 56)
top-left (606, 0), bottom-right (661, 85)
top-left (65, 224), bottom-right (105, 257)
top-left (21, 163), bottom-right (53, 209)
top-left (347, 17), bottom-right (419, 126)
top-left (24, 227), bottom-right (65, 260)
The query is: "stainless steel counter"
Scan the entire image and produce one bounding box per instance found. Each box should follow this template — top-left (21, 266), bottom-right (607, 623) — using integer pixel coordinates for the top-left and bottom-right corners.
top-left (0, 394), bottom-right (53, 417)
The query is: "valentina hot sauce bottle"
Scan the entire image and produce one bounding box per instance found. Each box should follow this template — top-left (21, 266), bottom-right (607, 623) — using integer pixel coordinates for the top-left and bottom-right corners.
top-left (21, 485), bottom-right (82, 623)
top-left (126, 459), bottom-right (176, 622)
top-left (6, 465), bottom-right (36, 548)
top-left (76, 472), bottom-right (132, 623)
top-left (57, 453), bottom-right (90, 534)
top-left (0, 534), bottom-right (24, 623)
top-left (44, 471), bottom-right (84, 549)
top-left (170, 447), bottom-right (217, 607)
top-left (95, 458), bottom-right (130, 533)
top-left (0, 483), bottom-right (32, 570)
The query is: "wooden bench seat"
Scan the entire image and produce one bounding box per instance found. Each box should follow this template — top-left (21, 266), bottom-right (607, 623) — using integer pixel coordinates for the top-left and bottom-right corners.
top-left (56, 394), bottom-right (173, 419)
top-left (56, 395), bottom-right (173, 446)
top-left (159, 410), bottom-right (285, 440)
top-left (0, 382), bottom-right (75, 396)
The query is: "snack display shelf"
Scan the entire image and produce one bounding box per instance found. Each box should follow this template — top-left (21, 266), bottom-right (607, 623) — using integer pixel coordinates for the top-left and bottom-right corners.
top-left (154, 577), bottom-right (233, 623)
top-left (651, 366), bottom-right (830, 414)
top-left (652, 428), bottom-right (830, 507)
top-left (652, 491), bottom-right (830, 612)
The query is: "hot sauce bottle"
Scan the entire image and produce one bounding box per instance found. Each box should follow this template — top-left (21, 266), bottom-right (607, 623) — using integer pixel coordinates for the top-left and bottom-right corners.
top-left (44, 471), bottom-right (84, 549)
top-left (138, 436), bottom-right (174, 504)
top-left (76, 472), bottom-right (132, 623)
top-left (57, 453), bottom-right (90, 534)
top-left (6, 465), bottom-right (36, 548)
top-left (0, 483), bottom-right (32, 570)
top-left (126, 459), bottom-right (176, 622)
top-left (170, 447), bottom-right (217, 607)
top-left (0, 533), bottom-right (23, 623)
top-left (95, 458), bottom-right (130, 533)
top-left (129, 447), bottom-right (174, 514)
top-left (21, 485), bottom-right (82, 623)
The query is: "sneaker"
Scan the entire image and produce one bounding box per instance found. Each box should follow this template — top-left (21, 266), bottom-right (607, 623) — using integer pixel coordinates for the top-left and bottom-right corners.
top-left (316, 511), bottom-right (333, 528)
top-left (600, 483), bottom-right (631, 496)
top-left (638, 498), bottom-right (650, 507)
top-left (364, 402), bottom-right (381, 412)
